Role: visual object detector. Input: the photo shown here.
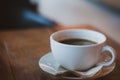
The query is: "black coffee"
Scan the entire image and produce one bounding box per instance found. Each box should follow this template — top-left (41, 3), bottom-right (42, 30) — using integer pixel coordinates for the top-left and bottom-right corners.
top-left (59, 38), bottom-right (97, 45)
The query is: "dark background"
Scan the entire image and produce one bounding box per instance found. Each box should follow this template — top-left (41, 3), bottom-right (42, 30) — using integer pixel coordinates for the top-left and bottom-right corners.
top-left (0, 0), bottom-right (54, 30)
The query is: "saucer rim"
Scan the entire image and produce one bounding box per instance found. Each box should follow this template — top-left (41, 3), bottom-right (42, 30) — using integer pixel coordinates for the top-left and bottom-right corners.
top-left (39, 52), bottom-right (116, 79)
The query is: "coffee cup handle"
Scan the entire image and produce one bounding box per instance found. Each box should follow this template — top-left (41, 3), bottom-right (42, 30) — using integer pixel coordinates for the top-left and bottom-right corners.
top-left (97, 45), bottom-right (116, 66)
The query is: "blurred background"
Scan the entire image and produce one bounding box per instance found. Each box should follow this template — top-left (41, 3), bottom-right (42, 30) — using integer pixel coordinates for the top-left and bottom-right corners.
top-left (0, 0), bottom-right (54, 29)
top-left (0, 0), bottom-right (120, 43)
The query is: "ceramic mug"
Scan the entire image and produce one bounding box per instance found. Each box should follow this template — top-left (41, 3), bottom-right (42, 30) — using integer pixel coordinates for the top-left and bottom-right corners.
top-left (50, 29), bottom-right (116, 71)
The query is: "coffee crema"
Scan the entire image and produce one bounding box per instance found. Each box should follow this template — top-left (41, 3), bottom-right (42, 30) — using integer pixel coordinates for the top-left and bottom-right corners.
top-left (59, 38), bottom-right (97, 45)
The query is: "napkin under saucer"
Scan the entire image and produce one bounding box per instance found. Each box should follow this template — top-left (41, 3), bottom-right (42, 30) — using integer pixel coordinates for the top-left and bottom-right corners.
top-left (39, 52), bottom-right (115, 80)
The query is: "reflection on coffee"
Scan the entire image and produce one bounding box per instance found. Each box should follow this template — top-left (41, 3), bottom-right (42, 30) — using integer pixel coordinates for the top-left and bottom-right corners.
top-left (59, 38), bottom-right (97, 45)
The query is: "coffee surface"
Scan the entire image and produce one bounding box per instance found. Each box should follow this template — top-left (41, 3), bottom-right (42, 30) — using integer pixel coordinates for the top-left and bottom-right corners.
top-left (59, 38), bottom-right (97, 45)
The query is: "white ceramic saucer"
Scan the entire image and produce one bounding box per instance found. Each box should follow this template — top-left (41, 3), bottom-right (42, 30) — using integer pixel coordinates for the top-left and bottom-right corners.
top-left (39, 52), bottom-right (116, 80)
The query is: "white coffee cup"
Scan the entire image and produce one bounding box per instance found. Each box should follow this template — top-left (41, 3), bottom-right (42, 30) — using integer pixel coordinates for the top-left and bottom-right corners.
top-left (50, 29), bottom-right (116, 71)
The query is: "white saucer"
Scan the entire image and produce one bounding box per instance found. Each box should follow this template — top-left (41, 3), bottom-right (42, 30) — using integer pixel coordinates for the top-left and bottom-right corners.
top-left (39, 52), bottom-right (116, 80)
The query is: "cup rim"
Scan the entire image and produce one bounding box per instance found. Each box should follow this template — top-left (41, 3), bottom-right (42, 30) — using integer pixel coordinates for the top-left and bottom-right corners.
top-left (50, 29), bottom-right (107, 47)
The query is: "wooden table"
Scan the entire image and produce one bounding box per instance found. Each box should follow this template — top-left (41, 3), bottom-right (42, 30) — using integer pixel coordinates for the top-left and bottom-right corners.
top-left (0, 26), bottom-right (120, 80)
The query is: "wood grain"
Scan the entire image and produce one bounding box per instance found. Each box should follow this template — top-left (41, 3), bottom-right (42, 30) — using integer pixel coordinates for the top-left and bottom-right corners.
top-left (0, 26), bottom-right (119, 80)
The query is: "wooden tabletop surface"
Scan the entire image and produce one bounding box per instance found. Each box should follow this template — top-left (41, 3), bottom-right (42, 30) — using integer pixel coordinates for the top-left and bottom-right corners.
top-left (0, 26), bottom-right (120, 80)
